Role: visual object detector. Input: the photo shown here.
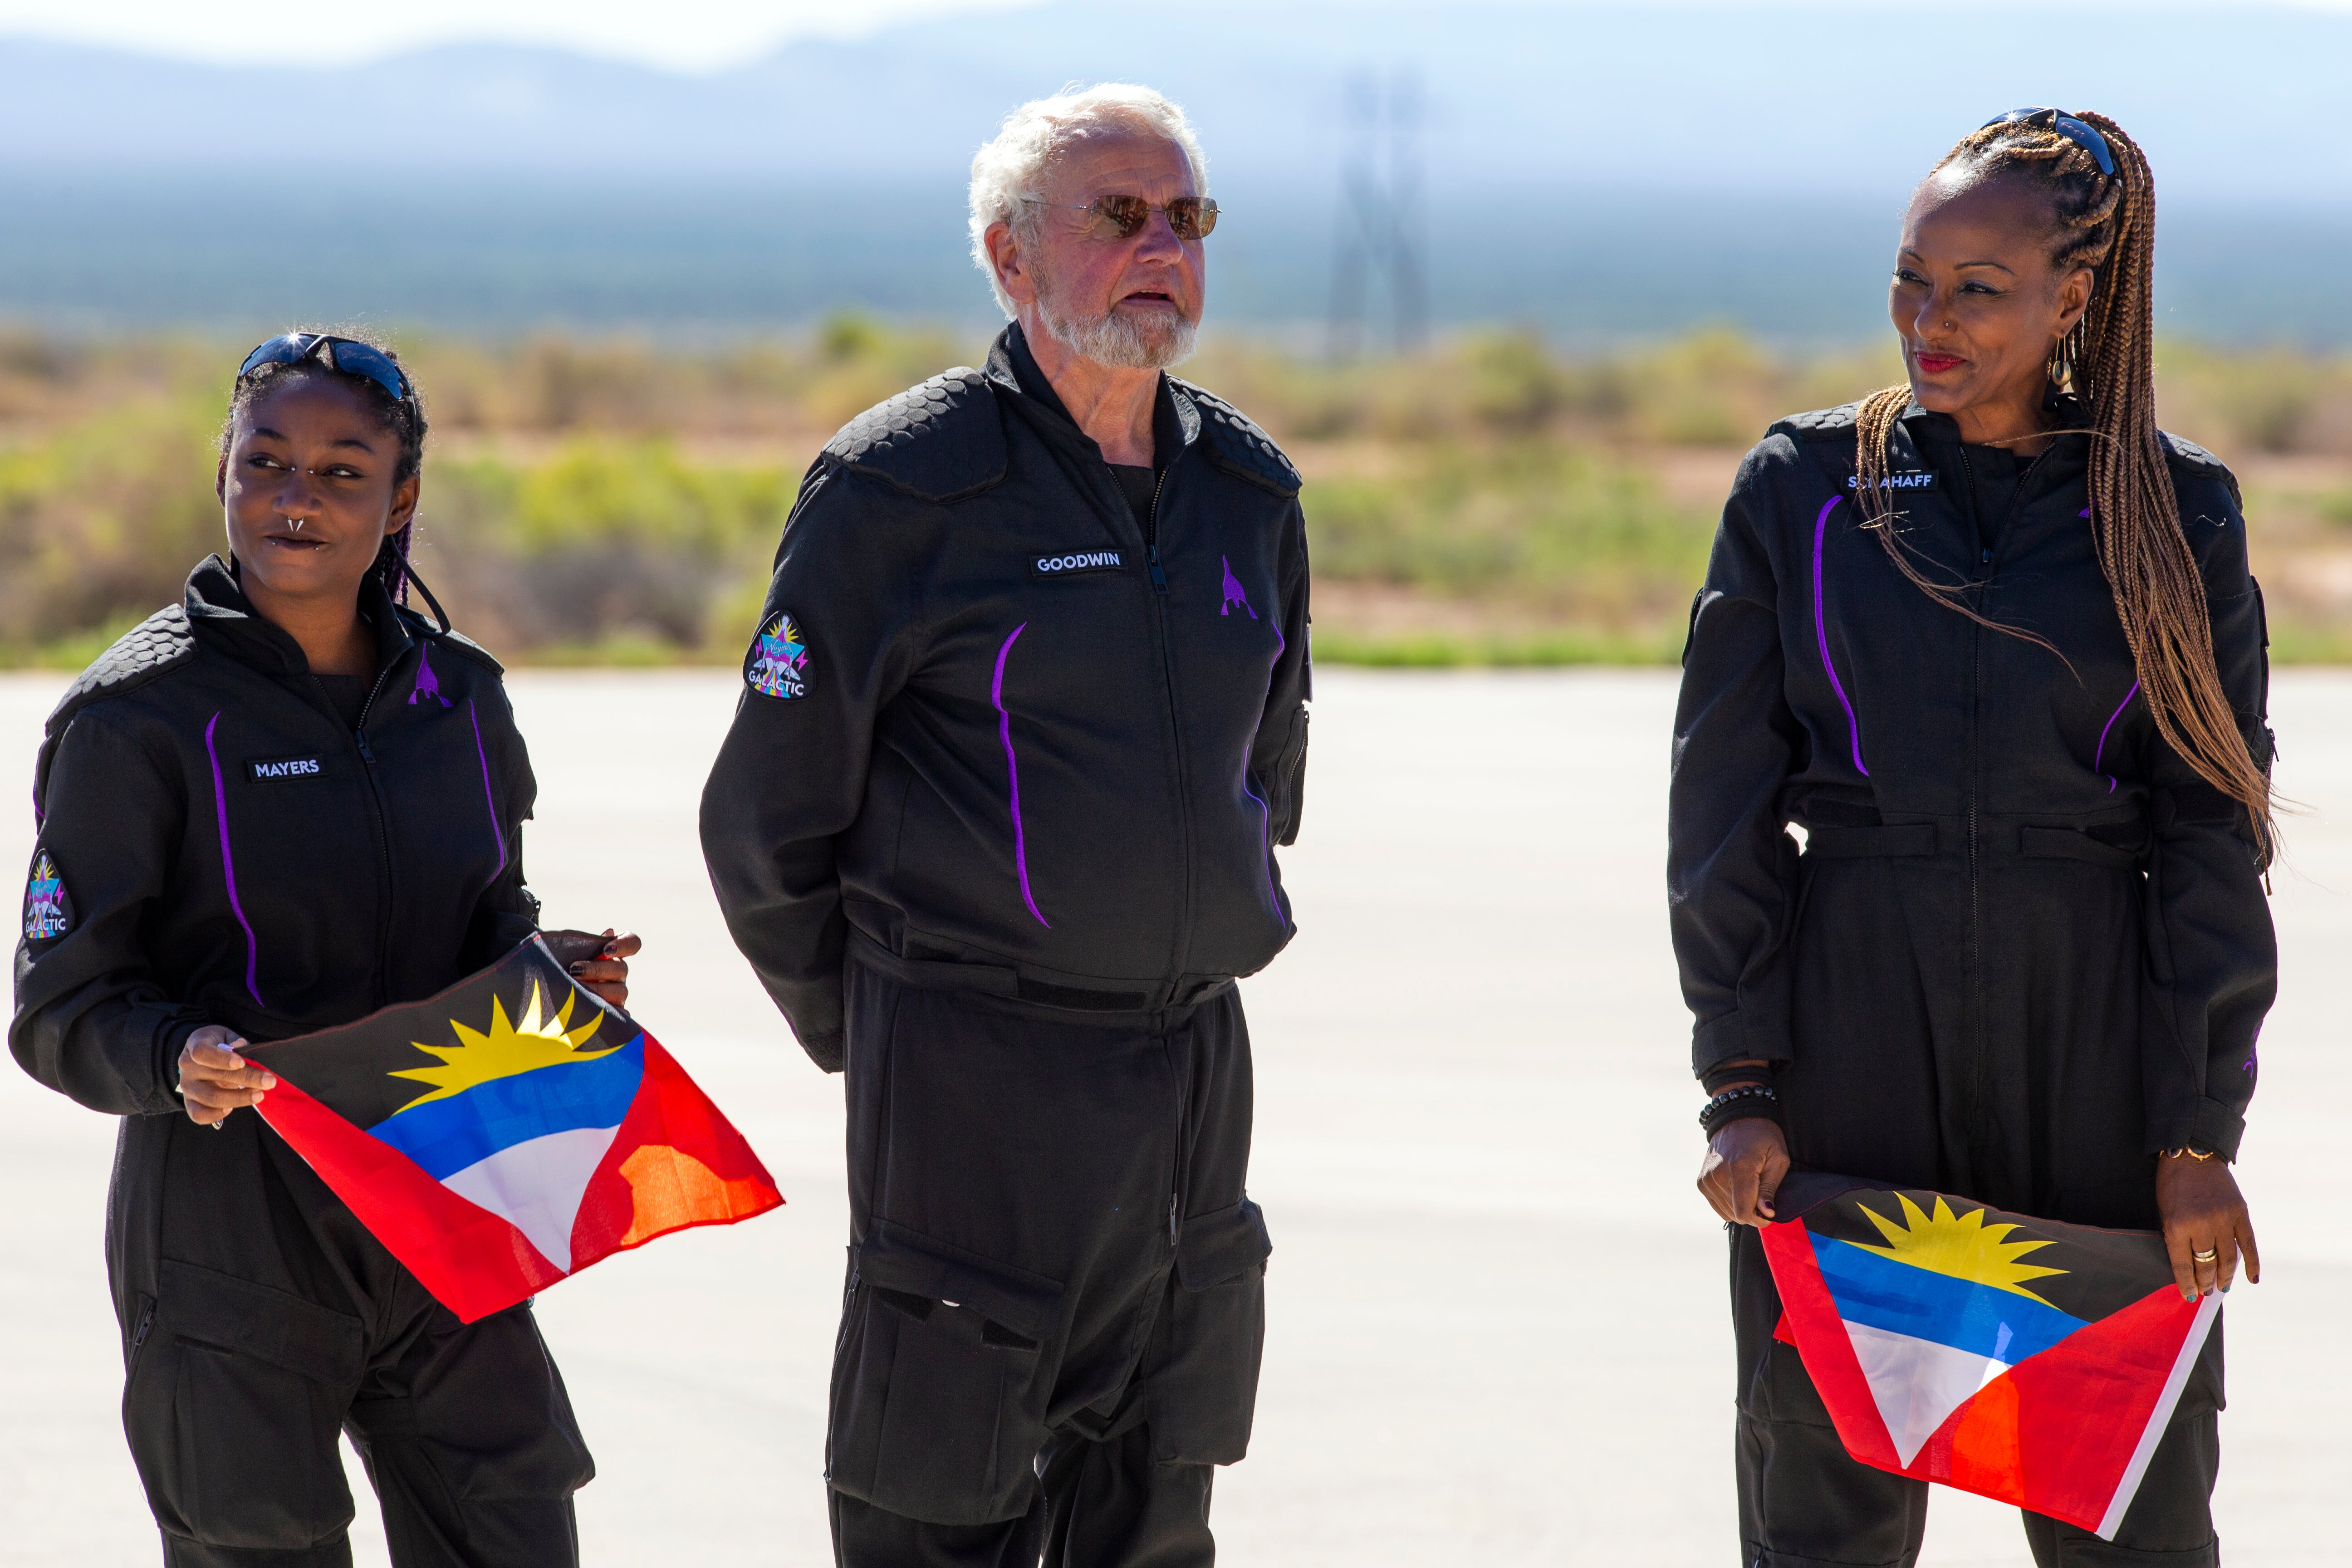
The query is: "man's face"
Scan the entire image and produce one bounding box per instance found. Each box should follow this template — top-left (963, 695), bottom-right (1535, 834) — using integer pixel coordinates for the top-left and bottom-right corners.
top-left (999, 131), bottom-right (1206, 369)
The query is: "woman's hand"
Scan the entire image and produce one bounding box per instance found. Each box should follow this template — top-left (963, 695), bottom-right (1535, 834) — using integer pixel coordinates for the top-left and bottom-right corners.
top-left (176, 1025), bottom-right (275, 1127)
top-left (570, 929), bottom-right (641, 1010)
top-left (2157, 1153), bottom-right (2259, 1300)
top-left (1698, 1117), bottom-right (1791, 1227)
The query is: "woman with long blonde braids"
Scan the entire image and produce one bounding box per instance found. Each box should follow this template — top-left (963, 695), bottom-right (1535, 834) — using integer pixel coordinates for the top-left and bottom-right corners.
top-left (1670, 109), bottom-right (2270, 1566)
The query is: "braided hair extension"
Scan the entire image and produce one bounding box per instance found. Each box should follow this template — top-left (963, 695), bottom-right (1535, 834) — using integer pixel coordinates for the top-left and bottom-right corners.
top-left (1854, 112), bottom-right (2274, 859)
top-left (220, 332), bottom-right (431, 610)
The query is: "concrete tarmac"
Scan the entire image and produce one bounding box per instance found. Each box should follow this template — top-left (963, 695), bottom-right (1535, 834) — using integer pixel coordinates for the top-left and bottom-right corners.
top-left (1, 667), bottom-right (2345, 1566)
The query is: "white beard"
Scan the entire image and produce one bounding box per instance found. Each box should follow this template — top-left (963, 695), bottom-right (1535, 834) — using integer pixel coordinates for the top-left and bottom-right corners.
top-left (1037, 291), bottom-right (1200, 371)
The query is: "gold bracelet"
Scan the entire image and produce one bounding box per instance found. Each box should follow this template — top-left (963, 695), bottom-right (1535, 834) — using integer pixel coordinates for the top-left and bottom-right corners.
top-left (2160, 1146), bottom-right (2217, 1161)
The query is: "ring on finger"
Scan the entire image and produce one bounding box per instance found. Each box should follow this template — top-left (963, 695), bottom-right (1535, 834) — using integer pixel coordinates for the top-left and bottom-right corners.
top-left (2191, 1246), bottom-right (2219, 1262)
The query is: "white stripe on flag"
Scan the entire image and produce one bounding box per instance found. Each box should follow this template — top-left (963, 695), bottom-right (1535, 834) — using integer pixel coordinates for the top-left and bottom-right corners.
top-left (2095, 1292), bottom-right (2222, 1541)
top-left (1843, 1321), bottom-right (2010, 1468)
top-left (438, 1124), bottom-right (623, 1274)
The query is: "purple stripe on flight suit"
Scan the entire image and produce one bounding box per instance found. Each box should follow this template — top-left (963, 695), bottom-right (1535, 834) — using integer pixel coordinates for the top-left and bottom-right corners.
top-left (467, 698), bottom-right (509, 867)
top-left (1239, 625), bottom-right (1285, 919)
top-left (990, 624), bottom-right (1049, 927)
top-left (2093, 680), bottom-right (2141, 794)
top-left (1812, 497), bottom-right (1869, 776)
top-left (202, 712), bottom-right (265, 1007)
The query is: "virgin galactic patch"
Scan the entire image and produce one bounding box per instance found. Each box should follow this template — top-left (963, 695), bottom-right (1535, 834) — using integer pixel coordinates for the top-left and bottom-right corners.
top-left (23, 849), bottom-right (71, 941)
top-left (746, 612), bottom-right (812, 700)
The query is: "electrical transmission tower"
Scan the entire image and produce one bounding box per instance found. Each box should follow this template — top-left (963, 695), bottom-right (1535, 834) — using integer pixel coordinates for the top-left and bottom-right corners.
top-left (1328, 67), bottom-right (1428, 360)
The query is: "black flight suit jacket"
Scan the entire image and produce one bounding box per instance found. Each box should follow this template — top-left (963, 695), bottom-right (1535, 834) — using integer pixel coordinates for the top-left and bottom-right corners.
top-left (1668, 401), bottom-right (2274, 1225)
top-left (701, 325), bottom-right (1313, 1069)
top-left (14, 557), bottom-right (539, 1113)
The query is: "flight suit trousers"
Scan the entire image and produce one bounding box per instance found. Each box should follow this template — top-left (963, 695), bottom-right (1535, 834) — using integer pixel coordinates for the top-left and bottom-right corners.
top-left (825, 956), bottom-right (1271, 1568)
top-left (108, 1108), bottom-right (594, 1568)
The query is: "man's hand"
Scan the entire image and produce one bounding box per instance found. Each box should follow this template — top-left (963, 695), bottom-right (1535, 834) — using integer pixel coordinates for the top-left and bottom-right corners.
top-left (1698, 1115), bottom-right (1791, 1227)
top-left (176, 1025), bottom-right (274, 1127)
top-left (2157, 1153), bottom-right (2259, 1300)
top-left (570, 930), bottom-right (641, 1010)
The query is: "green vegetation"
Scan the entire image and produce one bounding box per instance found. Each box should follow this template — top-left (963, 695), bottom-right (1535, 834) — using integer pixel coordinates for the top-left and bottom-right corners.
top-left (5, 319), bottom-right (2352, 668)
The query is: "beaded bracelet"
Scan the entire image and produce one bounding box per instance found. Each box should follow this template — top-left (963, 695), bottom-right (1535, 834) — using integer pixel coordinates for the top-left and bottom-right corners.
top-left (1701, 1061), bottom-right (1774, 1097)
top-left (1699, 1083), bottom-right (1783, 1137)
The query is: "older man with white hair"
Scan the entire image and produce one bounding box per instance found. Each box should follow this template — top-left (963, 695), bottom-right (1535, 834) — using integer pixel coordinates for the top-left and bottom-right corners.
top-left (700, 85), bottom-right (1311, 1565)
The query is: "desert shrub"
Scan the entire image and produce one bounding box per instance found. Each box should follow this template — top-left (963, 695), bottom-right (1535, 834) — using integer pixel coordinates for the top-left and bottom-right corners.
top-left (413, 440), bottom-right (794, 650)
top-left (0, 394), bottom-right (223, 649)
top-left (7, 320), bottom-right (2352, 666)
top-left (1304, 439), bottom-right (1713, 630)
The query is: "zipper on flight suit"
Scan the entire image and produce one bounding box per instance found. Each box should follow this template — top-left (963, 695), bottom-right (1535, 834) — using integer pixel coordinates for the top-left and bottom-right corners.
top-left (1954, 442), bottom-right (2049, 1155)
top-left (1145, 466), bottom-right (1171, 594)
top-left (312, 662), bottom-right (402, 1010)
top-left (1136, 456), bottom-right (1198, 980)
top-left (1958, 444), bottom-right (1987, 1133)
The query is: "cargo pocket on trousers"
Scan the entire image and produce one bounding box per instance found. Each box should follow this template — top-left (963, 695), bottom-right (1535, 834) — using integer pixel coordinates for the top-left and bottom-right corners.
top-left (123, 1259), bottom-right (365, 1549)
top-left (1148, 1197), bottom-right (1272, 1465)
top-left (827, 1220), bottom-right (1064, 1526)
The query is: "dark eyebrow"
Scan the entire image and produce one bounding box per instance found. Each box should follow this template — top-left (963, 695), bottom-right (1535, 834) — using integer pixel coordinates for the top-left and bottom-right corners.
top-left (249, 426), bottom-right (377, 456)
top-left (1896, 248), bottom-right (2018, 277)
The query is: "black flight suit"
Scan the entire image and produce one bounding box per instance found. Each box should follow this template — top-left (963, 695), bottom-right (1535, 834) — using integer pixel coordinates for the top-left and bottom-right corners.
top-left (1669, 401), bottom-right (2274, 1568)
top-left (12, 559), bottom-right (593, 1568)
top-left (701, 323), bottom-right (1310, 1567)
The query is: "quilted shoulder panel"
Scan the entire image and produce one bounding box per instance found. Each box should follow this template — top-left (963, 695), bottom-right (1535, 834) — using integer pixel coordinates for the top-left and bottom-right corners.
top-left (2159, 431), bottom-right (2243, 507)
top-left (823, 368), bottom-right (1006, 504)
top-left (421, 621), bottom-right (505, 675)
top-left (1175, 382), bottom-right (1301, 497)
top-left (43, 605), bottom-right (196, 743)
top-left (2159, 431), bottom-right (2228, 472)
top-left (1769, 402), bottom-right (1864, 442)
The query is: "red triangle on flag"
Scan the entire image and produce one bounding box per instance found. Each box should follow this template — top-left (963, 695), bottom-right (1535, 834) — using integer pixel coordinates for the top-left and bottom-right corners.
top-left (1908, 1283), bottom-right (2213, 1534)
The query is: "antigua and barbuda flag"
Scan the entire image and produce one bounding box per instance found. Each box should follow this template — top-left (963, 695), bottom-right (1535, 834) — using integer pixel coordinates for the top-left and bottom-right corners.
top-left (246, 938), bottom-right (783, 1323)
top-left (1762, 1176), bottom-right (2220, 1539)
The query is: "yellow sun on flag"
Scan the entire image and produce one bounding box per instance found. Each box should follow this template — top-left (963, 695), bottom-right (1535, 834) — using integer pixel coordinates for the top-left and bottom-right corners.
top-left (1852, 1193), bottom-right (2067, 1306)
top-left (389, 980), bottom-right (615, 1111)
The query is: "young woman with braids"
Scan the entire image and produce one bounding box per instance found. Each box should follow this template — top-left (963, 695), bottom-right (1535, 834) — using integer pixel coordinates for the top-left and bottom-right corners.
top-left (1669, 111), bottom-right (2269, 1566)
top-left (12, 333), bottom-right (639, 1567)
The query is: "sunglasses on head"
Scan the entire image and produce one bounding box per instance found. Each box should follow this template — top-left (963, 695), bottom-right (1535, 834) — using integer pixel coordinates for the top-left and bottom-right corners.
top-left (1979, 107), bottom-right (2116, 177)
top-left (1026, 194), bottom-right (1220, 242)
top-left (237, 333), bottom-right (415, 407)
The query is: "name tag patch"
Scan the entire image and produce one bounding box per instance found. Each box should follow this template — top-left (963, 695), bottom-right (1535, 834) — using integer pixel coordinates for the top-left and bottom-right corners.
top-left (1030, 550), bottom-right (1127, 579)
top-left (1848, 470), bottom-right (1939, 492)
top-left (24, 850), bottom-right (71, 941)
top-left (247, 755), bottom-right (325, 783)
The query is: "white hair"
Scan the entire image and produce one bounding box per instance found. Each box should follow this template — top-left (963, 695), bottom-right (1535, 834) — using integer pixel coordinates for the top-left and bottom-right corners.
top-left (968, 83), bottom-right (1210, 318)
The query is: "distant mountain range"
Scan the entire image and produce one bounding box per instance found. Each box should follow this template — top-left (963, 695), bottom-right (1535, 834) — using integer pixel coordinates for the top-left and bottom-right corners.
top-left (0, 2), bottom-right (2344, 338)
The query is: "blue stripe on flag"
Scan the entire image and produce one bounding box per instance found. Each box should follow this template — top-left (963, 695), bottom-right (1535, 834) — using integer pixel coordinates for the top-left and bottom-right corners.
top-left (367, 1037), bottom-right (645, 1180)
top-left (1809, 1232), bottom-right (2088, 1364)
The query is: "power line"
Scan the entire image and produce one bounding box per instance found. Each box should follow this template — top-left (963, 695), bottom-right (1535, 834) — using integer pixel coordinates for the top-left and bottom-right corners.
top-left (1328, 66), bottom-right (1428, 360)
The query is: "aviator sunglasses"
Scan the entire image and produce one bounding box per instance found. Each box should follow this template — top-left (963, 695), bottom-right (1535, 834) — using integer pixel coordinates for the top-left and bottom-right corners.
top-left (1979, 107), bottom-right (2116, 177)
top-left (1024, 194), bottom-right (1221, 242)
top-left (237, 332), bottom-right (416, 407)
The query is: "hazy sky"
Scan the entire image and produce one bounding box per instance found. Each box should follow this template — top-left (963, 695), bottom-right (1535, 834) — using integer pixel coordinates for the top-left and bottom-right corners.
top-left (5, 0), bottom-right (2348, 70)
top-left (0, 0), bottom-right (1043, 69)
